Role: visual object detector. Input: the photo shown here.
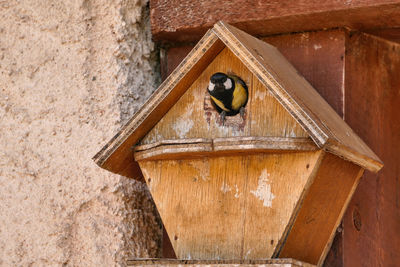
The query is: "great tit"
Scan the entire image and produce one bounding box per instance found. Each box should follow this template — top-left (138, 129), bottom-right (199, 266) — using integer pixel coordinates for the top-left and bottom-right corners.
top-left (207, 72), bottom-right (248, 124)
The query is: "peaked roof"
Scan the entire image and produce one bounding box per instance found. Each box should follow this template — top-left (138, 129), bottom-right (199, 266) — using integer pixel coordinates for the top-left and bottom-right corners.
top-left (93, 21), bottom-right (383, 180)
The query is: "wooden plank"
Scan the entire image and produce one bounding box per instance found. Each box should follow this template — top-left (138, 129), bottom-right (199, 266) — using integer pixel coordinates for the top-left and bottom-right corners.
top-left (150, 0), bottom-right (400, 42)
top-left (135, 138), bottom-right (212, 151)
top-left (139, 151), bottom-right (323, 260)
top-left (213, 137), bottom-right (317, 152)
top-left (262, 30), bottom-right (346, 118)
top-left (212, 21), bottom-right (382, 172)
top-left (365, 28), bottom-right (400, 44)
top-left (134, 143), bottom-right (213, 161)
top-left (242, 152), bottom-right (324, 260)
top-left (127, 258), bottom-right (316, 267)
top-left (135, 137), bottom-right (317, 161)
top-left (92, 29), bottom-right (225, 179)
top-left (161, 46), bottom-right (194, 80)
top-left (142, 156), bottom-right (248, 260)
top-left (278, 154), bottom-right (363, 266)
top-left (342, 32), bottom-right (400, 267)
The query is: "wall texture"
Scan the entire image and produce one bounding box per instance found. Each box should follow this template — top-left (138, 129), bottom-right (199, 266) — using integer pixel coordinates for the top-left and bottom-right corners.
top-left (0, 0), bottom-right (161, 265)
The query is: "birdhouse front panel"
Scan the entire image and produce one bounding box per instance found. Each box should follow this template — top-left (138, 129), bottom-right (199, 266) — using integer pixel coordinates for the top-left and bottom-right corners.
top-left (140, 47), bottom-right (308, 145)
top-left (139, 150), bottom-right (323, 260)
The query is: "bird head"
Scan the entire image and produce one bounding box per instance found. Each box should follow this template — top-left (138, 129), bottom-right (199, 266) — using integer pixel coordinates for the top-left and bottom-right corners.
top-left (208, 72), bottom-right (233, 94)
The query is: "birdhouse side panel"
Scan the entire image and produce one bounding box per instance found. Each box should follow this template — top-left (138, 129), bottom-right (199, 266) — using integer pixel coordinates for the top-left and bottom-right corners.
top-left (140, 48), bottom-right (308, 145)
top-left (279, 153), bottom-right (364, 265)
top-left (138, 150), bottom-right (323, 260)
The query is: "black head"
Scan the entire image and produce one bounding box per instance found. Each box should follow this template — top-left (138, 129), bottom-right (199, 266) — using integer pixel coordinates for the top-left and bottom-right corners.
top-left (208, 72), bottom-right (233, 94)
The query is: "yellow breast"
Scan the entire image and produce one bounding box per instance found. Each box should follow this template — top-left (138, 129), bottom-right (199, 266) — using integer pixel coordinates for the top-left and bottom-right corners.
top-left (231, 82), bottom-right (247, 110)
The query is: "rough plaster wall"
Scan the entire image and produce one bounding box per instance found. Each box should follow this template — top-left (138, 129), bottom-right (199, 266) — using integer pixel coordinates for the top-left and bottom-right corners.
top-left (0, 0), bottom-right (161, 266)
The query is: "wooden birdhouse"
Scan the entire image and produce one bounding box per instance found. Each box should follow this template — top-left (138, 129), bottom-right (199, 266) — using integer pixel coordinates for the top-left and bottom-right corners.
top-left (93, 21), bottom-right (383, 266)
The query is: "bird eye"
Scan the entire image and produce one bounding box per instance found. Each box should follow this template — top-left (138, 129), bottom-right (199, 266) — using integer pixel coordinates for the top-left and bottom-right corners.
top-left (224, 78), bottom-right (232, 90)
top-left (208, 81), bottom-right (215, 91)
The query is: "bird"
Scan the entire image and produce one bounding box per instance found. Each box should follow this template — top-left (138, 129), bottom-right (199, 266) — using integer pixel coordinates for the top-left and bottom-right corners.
top-left (207, 72), bottom-right (248, 125)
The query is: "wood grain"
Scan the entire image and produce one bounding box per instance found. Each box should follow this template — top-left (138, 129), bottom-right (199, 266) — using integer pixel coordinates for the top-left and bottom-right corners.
top-left (212, 21), bottom-right (382, 172)
top-left (127, 258), bottom-right (316, 267)
top-left (262, 30), bottom-right (346, 118)
top-left (135, 137), bottom-right (317, 161)
top-left (139, 151), bottom-right (323, 260)
top-left (140, 47), bottom-right (253, 143)
top-left (342, 32), bottom-right (400, 267)
top-left (141, 46), bottom-right (309, 145)
top-left (278, 153), bottom-right (363, 266)
top-left (249, 75), bottom-right (308, 138)
top-left (150, 0), bottom-right (400, 42)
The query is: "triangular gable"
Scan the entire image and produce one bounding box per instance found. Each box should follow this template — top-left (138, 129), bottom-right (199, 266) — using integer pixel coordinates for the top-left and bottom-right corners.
top-left (93, 21), bottom-right (382, 180)
top-left (212, 22), bottom-right (382, 172)
top-left (140, 47), bottom-right (308, 145)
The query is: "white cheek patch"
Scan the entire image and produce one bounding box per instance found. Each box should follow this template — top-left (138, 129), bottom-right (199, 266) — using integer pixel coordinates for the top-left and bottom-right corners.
top-left (208, 81), bottom-right (215, 91)
top-left (224, 78), bottom-right (232, 90)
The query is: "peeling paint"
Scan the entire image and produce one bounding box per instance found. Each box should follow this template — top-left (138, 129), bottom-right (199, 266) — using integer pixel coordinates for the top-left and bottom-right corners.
top-left (234, 184), bottom-right (241, 198)
top-left (250, 169), bottom-right (275, 207)
top-left (244, 249), bottom-right (253, 259)
top-left (289, 128), bottom-right (297, 137)
top-left (173, 104), bottom-right (194, 137)
top-left (188, 160), bottom-right (210, 181)
top-left (220, 181), bottom-right (232, 193)
top-left (255, 89), bottom-right (267, 100)
top-left (314, 44), bottom-right (322, 50)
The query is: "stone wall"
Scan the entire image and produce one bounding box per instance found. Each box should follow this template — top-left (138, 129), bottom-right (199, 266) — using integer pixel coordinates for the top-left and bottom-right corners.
top-left (0, 0), bottom-right (161, 265)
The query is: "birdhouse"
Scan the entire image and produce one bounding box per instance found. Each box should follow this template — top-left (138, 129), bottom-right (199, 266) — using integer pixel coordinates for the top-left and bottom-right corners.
top-left (93, 21), bottom-right (383, 266)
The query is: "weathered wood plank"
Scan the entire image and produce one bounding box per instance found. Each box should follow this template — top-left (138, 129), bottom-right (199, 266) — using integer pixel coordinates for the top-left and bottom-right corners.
top-left (342, 32), bottom-right (400, 267)
top-left (127, 258), bottom-right (316, 267)
top-left (150, 0), bottom-right (400, 42)
top-left (278, 154), bottom-right (363, 266)
top-left (135, 137), bottom-right (317, 161)
top-left (262, 30), bottom-right (346, 118)
top-left (139, 151), bottom-right (323, 260)
top-left (249, 74), bottom-right (308, 138)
